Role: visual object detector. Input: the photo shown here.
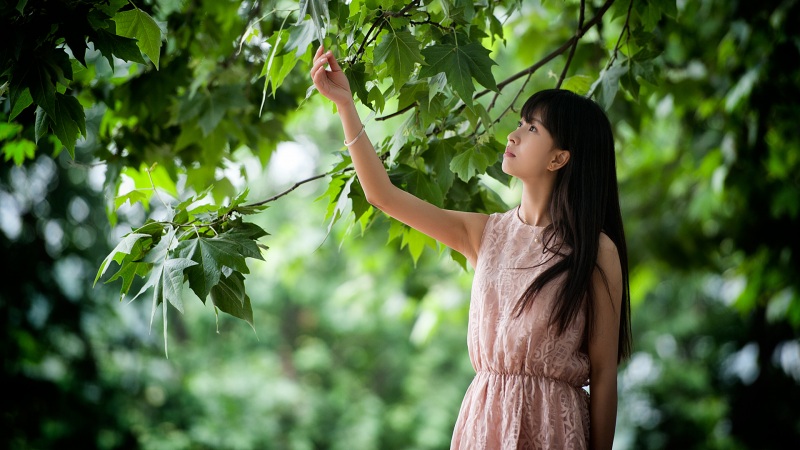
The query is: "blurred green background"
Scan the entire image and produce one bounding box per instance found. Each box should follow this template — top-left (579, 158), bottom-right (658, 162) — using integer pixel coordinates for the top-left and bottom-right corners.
top-left (2, 0), bottom-right (799, 449)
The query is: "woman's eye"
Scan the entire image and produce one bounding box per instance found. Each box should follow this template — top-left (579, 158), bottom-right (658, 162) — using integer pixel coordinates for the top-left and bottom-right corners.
top-left (528, 125), bottom-right (537, 132)
top-left (517, 121), bottom-right (522, 128)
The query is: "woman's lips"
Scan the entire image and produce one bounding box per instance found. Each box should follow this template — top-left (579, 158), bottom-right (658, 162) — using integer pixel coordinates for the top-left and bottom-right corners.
top-left (504, 150), bottom-right (516, 157)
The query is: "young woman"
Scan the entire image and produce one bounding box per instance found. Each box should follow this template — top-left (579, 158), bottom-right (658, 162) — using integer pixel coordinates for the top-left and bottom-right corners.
top-left (310, 46), bottom-right (631, 450)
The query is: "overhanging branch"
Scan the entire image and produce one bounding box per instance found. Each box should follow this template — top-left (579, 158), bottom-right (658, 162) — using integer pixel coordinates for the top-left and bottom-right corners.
top-left (475, 0), bottom-right (615, 101)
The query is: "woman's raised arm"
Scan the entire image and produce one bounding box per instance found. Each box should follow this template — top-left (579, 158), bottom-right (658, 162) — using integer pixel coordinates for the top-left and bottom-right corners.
top-left (310, 47), bottom-right (488, 266)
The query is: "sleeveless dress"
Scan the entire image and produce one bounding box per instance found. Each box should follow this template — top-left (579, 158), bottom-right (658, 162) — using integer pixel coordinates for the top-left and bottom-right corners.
top-left (450, 209), bottom-right (590, 449)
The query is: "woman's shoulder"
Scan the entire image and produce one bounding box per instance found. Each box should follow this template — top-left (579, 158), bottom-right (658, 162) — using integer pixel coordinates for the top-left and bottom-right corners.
top-left (597, 231), bottom-right (621, 268)
top-left (598, 232), bottom-right (619, 253)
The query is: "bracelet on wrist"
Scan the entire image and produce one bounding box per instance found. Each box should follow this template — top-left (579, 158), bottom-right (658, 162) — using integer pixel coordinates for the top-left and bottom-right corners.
top-left (344, 124), bottom-right (366, 147)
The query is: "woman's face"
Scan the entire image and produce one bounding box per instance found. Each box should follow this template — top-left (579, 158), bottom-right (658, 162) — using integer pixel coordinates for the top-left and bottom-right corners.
top-left (502, 114), bottom-right (562, 180)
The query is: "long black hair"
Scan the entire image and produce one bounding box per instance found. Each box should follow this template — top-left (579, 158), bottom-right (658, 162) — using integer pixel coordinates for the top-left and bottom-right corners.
top-left (512, 89), bottom-right (632, 363)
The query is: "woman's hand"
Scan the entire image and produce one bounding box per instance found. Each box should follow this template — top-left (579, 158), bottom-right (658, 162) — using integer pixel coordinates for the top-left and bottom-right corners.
top-left (310, 46), bottom-right (353, 107)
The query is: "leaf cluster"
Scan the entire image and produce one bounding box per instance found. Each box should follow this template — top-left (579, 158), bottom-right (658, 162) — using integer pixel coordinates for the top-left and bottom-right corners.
top-left (95, 184), bottom-right (267, 355)
top-left (0, 0), bottom-right (162, 157)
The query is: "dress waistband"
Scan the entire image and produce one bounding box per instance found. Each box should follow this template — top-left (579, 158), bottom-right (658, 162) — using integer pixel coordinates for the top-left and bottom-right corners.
top-left (476, 369), bottom-right (588, 390)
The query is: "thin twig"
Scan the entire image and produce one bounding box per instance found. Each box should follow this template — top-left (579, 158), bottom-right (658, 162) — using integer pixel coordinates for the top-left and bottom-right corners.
top-left (146, 165), bottom-right (169, 209)
top-left (349, 0), bottom-right (421, 65)
top-left (493, 72), bottom-right (533, 125)
top-left (587, 0), bottom-right (633, 98)
top-left (244, 167), bottom-right (354, 208)
top-left (377, 102), bottom-right (416, 121)
top-left (555, 0), bottom-right (586, 89)
top-left (612, 0), bottom-right (634, 64)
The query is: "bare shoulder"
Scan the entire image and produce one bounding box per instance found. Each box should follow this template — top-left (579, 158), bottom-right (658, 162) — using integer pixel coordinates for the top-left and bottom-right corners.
top-left (595, 232), bottom-right (623, 307)
top-left (597, 232), bottom-right (620, 267)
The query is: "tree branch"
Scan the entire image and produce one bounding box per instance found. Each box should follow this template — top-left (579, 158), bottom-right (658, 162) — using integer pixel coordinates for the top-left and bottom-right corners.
top-left (243, 167), bottom-right (354, 208)
top-left (379, 0), bottom-right (616, 125)
top-left (376, 102), bottom-right (416, 121)
top-left (474, 0), bottom-right (615, 101)
top-left (555, 0), bottom-right (586, 89)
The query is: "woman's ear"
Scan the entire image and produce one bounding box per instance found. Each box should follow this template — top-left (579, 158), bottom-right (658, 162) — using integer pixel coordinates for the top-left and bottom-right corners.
top-left (548, 150), bottom-right (571, 171)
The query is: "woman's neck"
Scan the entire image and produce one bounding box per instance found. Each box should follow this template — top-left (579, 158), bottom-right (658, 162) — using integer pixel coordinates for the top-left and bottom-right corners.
top-left (519, 180), bottom-right (554, 227)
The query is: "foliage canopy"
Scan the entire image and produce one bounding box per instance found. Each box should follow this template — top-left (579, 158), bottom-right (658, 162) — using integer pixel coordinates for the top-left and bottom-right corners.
top-left (2, 0), bottom-right (800, 448)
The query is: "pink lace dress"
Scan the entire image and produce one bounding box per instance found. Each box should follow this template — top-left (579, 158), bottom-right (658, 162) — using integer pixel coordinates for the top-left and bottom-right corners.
top-left (451, 209), bottom-right (590, 449)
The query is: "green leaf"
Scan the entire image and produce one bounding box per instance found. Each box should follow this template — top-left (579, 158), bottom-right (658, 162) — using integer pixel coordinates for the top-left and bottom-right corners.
top-left (175, 235), bottom-right (255, 300)
top-left (325, 174), bottom-right (355, 238)
top-left (196, 85), bottom-right (249, 136)
top-left (654, 0), bottom-right (678, 18)
top-left (285, 20), bottom-right (316, 57)
top-left (401, 227), bottom-right (436, 265)
top-left (261, 30), bottom-right (296, 104)
top-left (346, 62), bottom-right (370, 107)
top-left (34, 107), bottom-right (48, 143)
top-left (50, 93), bottom-right (86, 158)
top-left (2, 139), bottom-right (36, 166)
top-left (0, 122), bottom-right (22, 142)
top-left (113, 8), bottom-right (163, 69)
top-left (408, 169), bottom-right (444, 207)
top-left (156, 257), bottom-right (197, 314)
top-left (121, 163), bottom-right (179, 200)
top-left (134, 254), bottom-right (196, 356)
top-left (304, 0), bottom-right (329, 45)
top-left (210, 271), bottom-right (255, 331)
top-left (374, 29), bottom-right (425, 89)
top-left (348, 180), bottom-right (371, 224)
top-left (115, 189), bottom-right (150, 210)
top-left (9, 88), bottom-right (32, 120)
top-left (589, 63), bottom-right (628, 110)
top-left (27, 64), bottom-right (56, 117)
top-left (449, 141), bottom-right (498, 182)
top-left (427, 138), bottom-right (457, 195)
top-left (419, 37), bottom-right (498, 104)
top-left (91, 29), bottom-right (146, 68)
top-left (94, 232), bottom-right (152, 286)
top-left (560, 75), bottom-right (593, 96)
top-left (449, 249), bottom-right (468, 270)
top-left (106, 260), bottom-right (149, 299)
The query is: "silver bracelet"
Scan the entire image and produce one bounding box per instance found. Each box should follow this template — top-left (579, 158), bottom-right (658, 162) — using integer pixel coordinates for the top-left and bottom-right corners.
top-left (343, 124), bottom-right (366, 147)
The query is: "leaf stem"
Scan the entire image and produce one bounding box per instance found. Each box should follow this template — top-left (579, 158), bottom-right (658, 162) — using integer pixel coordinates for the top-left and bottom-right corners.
top-left (146, 164), bottom-right (169, 209)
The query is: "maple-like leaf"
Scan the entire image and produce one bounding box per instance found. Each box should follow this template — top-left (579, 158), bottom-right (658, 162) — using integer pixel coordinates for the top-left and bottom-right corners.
top-left (374, 29), bottom-right (425, 89)
top-left (94, 232), bottom-right (152, 285)
top-left (210, 271), bottom-right (255, 331)
top-left (174, 234), bottom-right (257, 301)
top-left (51, 93), bottom-right (86, 158)
top-left (113, 8), bottom-right (163, 69)
top-left (449, 141), bottom-right (500, 182)
top-left (419, 38), bottom-right (497, 105)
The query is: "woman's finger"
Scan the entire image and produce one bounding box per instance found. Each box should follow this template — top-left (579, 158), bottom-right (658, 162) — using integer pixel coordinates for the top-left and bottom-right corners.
top-left (326, 51), bottom-right (343, 73)
top-left (311, 64), bottom-right (330, 90)
top-left (311, 64), bottom-right (324, 84)
top-left (310, 56), bottom-right (327, 78)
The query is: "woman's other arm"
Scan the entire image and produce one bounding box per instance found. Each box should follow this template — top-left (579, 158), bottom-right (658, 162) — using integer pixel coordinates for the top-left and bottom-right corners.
top-left (588, 233), bottom-right (623, 450)
top-left (310, 47), bottom-right (488, 266)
